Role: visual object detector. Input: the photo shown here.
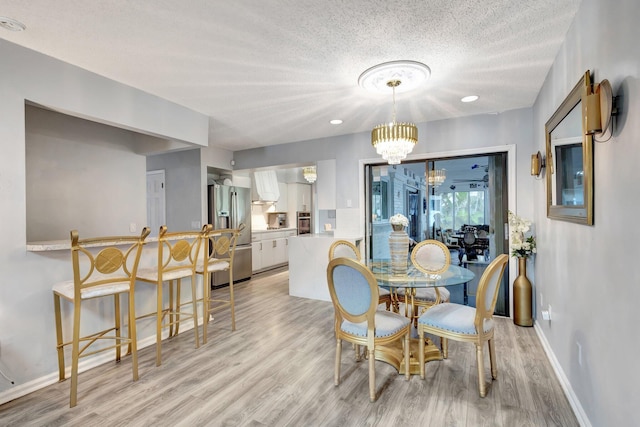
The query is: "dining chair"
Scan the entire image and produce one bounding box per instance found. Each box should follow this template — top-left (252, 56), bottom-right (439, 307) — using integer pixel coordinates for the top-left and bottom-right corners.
top-left (197, 224), bottom-right (242, 343)
top-left (326, 257), bottom-right (411, 402)
top-left (417, 253), bottom-right (508, 397)
top-left (136, 225), bottom-right (205, 366)
top-left (53, 227), bottom-right (150, 407)
top-left (328, 240), bottom-right (392, 311)
top-left (402, 240), bottom-right (451, 322)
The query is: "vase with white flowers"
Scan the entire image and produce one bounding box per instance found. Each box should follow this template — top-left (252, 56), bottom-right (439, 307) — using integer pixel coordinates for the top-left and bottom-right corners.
top-left (508, 210), bottom-right (535, 327)
top-left (389, 214), bottom-right (410, 274)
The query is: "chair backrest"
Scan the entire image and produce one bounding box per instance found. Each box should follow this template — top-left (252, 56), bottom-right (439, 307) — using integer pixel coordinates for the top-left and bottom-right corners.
top-left (70, 227), bottom-right (151, 298)
top-left (410, 239), bottom-right (450, 275)
top-left (156, 225), bottom-right (206, 280)
top-left (328, 240), bottom-right (361, 261)
top-left (201, 224), bottom-right (243, 273)
top-left (463, 230), bottom-right (477, 246)
top-left (326, 257), bottom-right (378, 328)
top-left (474, 254), bottom-right (509, 327)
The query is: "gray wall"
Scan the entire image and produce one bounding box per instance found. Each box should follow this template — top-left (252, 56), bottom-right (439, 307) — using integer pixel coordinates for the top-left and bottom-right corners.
top-left (234, 107), bottom-right (534, 213)
top-left (0, 39), bottom-right (208, 402)
top-left (532, 0), bottom-right (640, 425)
top-left (26, 106), bottom-right (147, 241)
top-left (147, 149), bottom-right (203, 231)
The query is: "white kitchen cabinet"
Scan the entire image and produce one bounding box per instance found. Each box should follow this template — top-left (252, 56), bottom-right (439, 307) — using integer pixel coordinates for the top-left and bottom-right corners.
top-left (251, 229), bottom-right (296, 272)
top-left (287, 183), bottom-right (311, 212)
top-left (252, 242), bottom-right (262, 272)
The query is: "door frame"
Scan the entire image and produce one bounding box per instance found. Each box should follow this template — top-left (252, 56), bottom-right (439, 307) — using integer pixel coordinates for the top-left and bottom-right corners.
top-left (360, 144), bottom-right (517, 318)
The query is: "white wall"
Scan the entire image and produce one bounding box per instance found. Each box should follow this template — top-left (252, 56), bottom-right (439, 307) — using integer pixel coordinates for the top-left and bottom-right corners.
top-left (0, 39), bottom-right (208, 402)
top-left (532, 0), bottom-right (640, 426)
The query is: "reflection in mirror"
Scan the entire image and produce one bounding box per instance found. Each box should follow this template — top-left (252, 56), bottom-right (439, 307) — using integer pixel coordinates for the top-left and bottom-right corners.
top-left (545, 71), bottom-right (594, 225)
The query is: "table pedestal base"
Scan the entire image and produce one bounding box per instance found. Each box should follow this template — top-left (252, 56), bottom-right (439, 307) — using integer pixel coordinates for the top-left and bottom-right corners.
top-left (375, 337), bottom-right (442, 375)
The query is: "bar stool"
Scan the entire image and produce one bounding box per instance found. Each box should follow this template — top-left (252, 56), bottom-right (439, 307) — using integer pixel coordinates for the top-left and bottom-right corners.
top-left (136, 225), bottom-right (205, 366)
top-left (197, 224), bottom-right (242, 343)
top-left (53, 227), bottom-right (150, 407)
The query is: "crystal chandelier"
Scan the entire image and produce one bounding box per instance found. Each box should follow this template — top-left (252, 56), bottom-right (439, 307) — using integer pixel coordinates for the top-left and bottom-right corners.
top-left (303, 166), bottom-right (317, 183)
top-left (371, 80), bottom-right (418, 165)
top-left (358, 60), bottom-right (430, 165)
top-left (428, 169), bottom-right (446, 187)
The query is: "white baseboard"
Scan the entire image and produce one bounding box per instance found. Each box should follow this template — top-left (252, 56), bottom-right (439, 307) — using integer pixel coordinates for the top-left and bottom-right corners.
top-left (0, 318), bottom-right (199, 406)
top-left (534, 323), bottom-right (591, 427)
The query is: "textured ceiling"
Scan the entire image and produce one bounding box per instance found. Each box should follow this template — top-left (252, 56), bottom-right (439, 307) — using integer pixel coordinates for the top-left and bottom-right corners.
top-left (0, 0), bottom-right (581, 151)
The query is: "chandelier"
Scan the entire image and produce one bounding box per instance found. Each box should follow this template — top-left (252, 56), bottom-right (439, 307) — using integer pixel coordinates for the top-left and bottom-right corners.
top-left (303, 166), bottom-right (317, 183)
top-left (428, 169), bottom-right (446, 187)
top-left (370, 80), bottom-right (418, 165)
top-left (358, 61), bottom-right (430, 165)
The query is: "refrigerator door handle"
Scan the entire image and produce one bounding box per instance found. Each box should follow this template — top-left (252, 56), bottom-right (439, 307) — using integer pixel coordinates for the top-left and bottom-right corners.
top-left (230, 190), bottom-right (238, 229)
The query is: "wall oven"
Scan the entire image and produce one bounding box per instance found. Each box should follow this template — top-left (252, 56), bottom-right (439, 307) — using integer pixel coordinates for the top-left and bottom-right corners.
top-left (297, 211), bottom-right (311, 235)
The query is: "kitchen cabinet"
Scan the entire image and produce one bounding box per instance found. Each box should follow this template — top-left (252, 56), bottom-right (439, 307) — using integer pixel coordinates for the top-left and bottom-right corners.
top-left (251, 229), bottom-right (296, 272)
top-left (252, 241), bottom-right (262, 272)
top-left (287, 183), bottom-right (311, 212)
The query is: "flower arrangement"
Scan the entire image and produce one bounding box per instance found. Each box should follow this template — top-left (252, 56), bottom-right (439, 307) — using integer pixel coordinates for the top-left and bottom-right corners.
top-left (508, 211), bottom-right (536, 258)
top-left (390, 213), bottom-right (409, 227)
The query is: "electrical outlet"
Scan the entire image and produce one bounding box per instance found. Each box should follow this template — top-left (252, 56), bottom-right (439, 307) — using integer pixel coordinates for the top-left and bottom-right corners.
top-left (191, 220), bottom-right (201, 229)
top-left (540, 293), bottom-right (544, 307)
top-left (129, 222), bottom-right (137, 233)
top-left (577, 341), bottom-right (583, 366)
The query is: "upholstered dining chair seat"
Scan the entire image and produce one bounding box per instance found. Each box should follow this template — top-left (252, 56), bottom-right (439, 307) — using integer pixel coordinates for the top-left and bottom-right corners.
top-left (418, 303), bottom-right (493, 335)
top-left (52, 279), bottom-right (131, 300)
top-left (341, 311), bottom-right (410, 337)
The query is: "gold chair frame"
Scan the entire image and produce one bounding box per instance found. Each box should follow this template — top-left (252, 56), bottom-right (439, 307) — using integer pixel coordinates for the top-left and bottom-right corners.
top-left (396, 239), bottom-right (453, 327)
top-left (328, 240), bottom-right (392, 311)
top-left (326, 257), bottom-right (410, 402)
top-left (199, 224), bottom-right (242, 343)
top-left (53, 227), bottom-right (150, 407)
top-left (136, 225), bottom-right (205, 366)
top-left (418, 253), bottom-right (508, 397)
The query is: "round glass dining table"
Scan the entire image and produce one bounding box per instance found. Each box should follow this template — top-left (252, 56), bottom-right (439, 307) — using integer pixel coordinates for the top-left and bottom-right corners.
top-left (366, 259), bottom-right (475, 375)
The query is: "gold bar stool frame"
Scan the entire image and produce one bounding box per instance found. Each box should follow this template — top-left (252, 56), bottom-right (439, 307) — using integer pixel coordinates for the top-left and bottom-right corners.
top-left (53, 227), bottom-right (150, 407)
top-left (136, 225), bottom-right (205, 366)
top-left (198, 224), bottom-right (242, 343)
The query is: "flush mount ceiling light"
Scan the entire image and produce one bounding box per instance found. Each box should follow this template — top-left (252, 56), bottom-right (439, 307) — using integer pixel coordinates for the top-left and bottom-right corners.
top-left (303, 166), bottom-right (317, 183)
top-left (0, 17), bottom-right (26, 31)
top-left (359, 61), bottom-right (430, 165)
top-left (329, 119), bottom-right (343, 125)
top-left (428, 169), bottom-right (446, 187)
top-left (461, 95), bottom-right (479, 103)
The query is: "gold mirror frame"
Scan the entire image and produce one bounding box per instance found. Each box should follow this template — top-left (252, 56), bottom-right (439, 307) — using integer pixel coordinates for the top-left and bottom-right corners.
top-left (545, 70), bottom-right (594, 225)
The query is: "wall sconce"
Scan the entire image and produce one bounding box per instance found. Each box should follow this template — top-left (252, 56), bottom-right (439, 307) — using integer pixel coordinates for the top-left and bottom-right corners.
top-left (531, 151), bottom-right (545, 177)
top-left (584, 79), bottom-right (615, 142)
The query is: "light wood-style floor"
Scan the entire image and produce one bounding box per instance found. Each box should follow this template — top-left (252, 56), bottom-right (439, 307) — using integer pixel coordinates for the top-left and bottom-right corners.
top-left (0, 267), bottom-right (578, 426)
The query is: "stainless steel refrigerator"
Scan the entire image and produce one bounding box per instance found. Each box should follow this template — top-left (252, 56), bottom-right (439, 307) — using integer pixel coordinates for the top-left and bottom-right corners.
top-left (208, 184), bottom-right (252, 287)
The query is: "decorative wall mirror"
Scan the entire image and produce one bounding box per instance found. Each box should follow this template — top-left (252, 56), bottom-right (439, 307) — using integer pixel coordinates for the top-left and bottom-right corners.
top-left (545, 70), bottom-right (594, 225)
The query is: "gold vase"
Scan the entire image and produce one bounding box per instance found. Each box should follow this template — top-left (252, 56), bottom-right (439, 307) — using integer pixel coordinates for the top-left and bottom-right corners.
top-left (513, 257), bottom-right (533, 326)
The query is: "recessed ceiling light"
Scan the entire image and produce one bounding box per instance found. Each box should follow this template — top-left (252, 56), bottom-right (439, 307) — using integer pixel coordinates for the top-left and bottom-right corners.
top-left (461, 95), bottom-right (479, 103)
top-left (329, 119), bottom-right (343, 125)
top-left (0, 17), bottom-right (26, 32)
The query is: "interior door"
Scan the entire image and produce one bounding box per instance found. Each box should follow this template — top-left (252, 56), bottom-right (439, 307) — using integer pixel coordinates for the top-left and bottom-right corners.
top-left (146, 170), bottom-right (166, 237)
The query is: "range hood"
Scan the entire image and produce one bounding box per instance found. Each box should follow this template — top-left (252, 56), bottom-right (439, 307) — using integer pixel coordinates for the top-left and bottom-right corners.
top-left (252, 170), bottom-right (280, 203)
